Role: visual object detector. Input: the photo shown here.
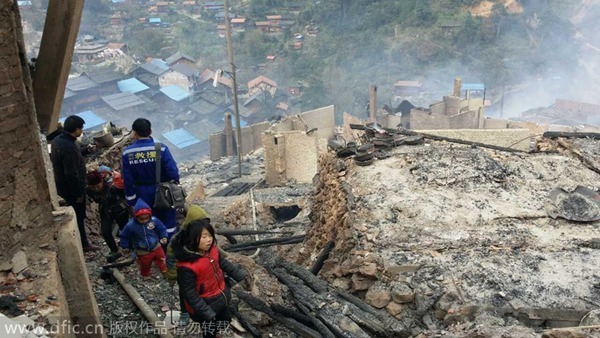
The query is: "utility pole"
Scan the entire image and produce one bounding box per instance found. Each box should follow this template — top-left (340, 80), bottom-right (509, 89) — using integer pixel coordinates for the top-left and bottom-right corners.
top-left (223, 0), bottom-right (242, 178)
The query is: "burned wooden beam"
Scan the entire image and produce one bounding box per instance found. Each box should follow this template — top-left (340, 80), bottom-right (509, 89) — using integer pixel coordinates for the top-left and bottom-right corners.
top-left (396, 130), bottom-right (527, 153)
top-left (310, 240), bottom-right (335, 276)
top-left (218, 229), bottom-right (294, 236)
top-left (543, 131), bottom-right (600, 139)
top-left (234, 289), bottom-right (323, 338)
top-left (228, 302), bottom-right (262, 337)
top-left (223, 235), bottom-right (305, 252)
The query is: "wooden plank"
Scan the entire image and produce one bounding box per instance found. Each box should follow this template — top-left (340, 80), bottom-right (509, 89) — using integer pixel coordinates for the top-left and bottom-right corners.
top-left (33, 0), bottom-right (85, 133)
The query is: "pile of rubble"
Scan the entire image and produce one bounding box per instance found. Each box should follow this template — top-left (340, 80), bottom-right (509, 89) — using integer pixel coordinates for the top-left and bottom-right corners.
top-left (295, 135), bottom-right (600, 336)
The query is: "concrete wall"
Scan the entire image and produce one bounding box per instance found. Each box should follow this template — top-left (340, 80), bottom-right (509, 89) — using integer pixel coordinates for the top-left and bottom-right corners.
top-left (0, 1), bottom-right (54, 257)
top-left (411, 109), bottom-right (481, 130)
top-left (263, 130), bottom-right (319, 186)
top-left (483, 118), bottom-right (509, 129)
top-left (419, 129), bottom-right (535, 152)
top-left (295, 105), bottom-right (335, 139)
top-left (209, 121), bottom-right (271, 161)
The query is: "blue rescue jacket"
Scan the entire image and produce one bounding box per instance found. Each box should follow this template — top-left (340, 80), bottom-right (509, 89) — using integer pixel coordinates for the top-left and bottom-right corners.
top-left (121, 137), bottom-right (180, 208)
top-left (120, 199), bottom-right (168, 254)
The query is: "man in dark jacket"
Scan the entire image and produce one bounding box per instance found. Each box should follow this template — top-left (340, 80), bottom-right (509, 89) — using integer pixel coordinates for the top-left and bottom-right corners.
top-left (121, 118), bottom-right (180, 247)
top-left (50, 115), bottom-right (99, 252)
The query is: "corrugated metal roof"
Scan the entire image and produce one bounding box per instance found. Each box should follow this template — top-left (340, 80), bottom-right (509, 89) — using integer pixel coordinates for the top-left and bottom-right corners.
top-left (66, 75), bottom-right (98, 91)
top-left (186, 120), bottom-right (221, 140)
top-left (160, 85), bottom-right (190, 101)
top-left (140, 61), bottom-right (169, 76)
top-left (84, 68), bottom-right (121, 84)
top-left (59, 110), bottom-right (106, 130)
top-left (171, 63), bottom-right (199, 77)
top-left (149, 17), bottom-right (162, 23)
top-left (162, 128), bottom-right (201, 149)
top-left (102, 92), bottom-right (146, 111)
top-left (462, 83), bottom-right (485, 91)
top-left (118, 78), bottom-right (150, 93)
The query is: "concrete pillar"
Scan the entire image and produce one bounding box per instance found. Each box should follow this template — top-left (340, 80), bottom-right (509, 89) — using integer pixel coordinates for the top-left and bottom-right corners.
top-left (369, 85), bottom-right (377, 122)
top-left (57, 208), bottom-right (104, 338)
top-left (453, 77), bottom-right (462, 98)
top-left (33, 0), bottom-right (85, 133)
top-left (224, 113), bottom-right (234, 156)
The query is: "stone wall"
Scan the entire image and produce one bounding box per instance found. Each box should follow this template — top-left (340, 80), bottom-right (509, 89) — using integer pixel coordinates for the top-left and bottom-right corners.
top-left (0, 2), bottom-right (54, 257)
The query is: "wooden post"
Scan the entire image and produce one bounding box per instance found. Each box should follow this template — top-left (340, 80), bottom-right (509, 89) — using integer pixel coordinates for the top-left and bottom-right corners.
top-left (369, 85), bottom-right (377, 123)
top-left (33, 0), bottom-right (85, 133)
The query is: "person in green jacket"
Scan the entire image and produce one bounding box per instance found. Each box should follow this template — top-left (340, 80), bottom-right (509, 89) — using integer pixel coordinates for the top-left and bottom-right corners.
top-left (165, 204), bottom-right (209, 326)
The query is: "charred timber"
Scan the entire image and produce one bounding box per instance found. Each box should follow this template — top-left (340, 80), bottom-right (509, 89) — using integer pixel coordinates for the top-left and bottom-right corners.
top-left (543, 131), bottom-right (600, 139)
top-left (310, 240), bottom-right (335, 276)
top-left (234, 289), bottom-right (323, 338)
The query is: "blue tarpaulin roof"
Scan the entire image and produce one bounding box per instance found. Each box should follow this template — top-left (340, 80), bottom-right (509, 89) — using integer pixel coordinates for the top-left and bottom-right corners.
top-left (118, 78), bottom-right (149, 93)
top-left (59, 111), bottom-right (106, 130)
top-left (462, 83), bottom-right (485, 91)
top-left (160, 85), bottom-right (190, 101)
top-left (162, 128), bottom-right (201, 149)
top-left (223, 115), bottom-right (248, 127)
top-left (149, 17), bottom-right (162, 23)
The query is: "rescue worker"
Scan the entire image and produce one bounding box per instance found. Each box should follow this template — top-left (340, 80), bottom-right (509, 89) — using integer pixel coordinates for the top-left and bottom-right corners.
top-left (121, 118), bottom-right (180, 247)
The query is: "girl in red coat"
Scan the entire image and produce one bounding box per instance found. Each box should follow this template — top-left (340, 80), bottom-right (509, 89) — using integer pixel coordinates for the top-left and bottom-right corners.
top-left (175, 219), bottom-right (247, 337)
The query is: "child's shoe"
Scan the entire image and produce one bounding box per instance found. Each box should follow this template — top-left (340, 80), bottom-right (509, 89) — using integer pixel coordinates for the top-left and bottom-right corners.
top-left (178, 312), bottom-right (189, 326)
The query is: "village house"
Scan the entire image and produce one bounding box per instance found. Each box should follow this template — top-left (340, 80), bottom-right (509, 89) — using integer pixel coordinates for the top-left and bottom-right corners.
top-left (231, 17), bottom-right (247, 31)
top-left (255, 21), bottom-right (271, 33)
top-left (156, 1), bottom-right (169, 13)
top-left (165, 51), bottom-right (196, 68)
top-left (247, 75), bottom-right (277, 96)
top-left (156, 84), bottom-right (192, 112)
top-left (203, 1), bottom-right (224, 11)
top-left (99, 92), bottom-right (147, 127)
top-left (105, 42), bottom-right (129, 55)
top-left (159, 63), bottom-right (200, 93)
top-left (62, 75), bottom-right (100, 114)
top-left (82, 68), bottom-right (122, 96)
top-left (117, 78), bottom-right (149, 94)
top-left (73, 42), bottom-right (107, 62)
top-left (129, 59), bottom-right (170, 89)
top-left (197, 68), bottom-right (233, 93)
top-left (161, 128), bottom-right (203, 159)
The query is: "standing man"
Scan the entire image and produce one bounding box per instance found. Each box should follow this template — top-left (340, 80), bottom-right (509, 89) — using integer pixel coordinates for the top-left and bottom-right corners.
top-left (122, 118), bottom-right (180, 245)
top-left (50, 115), bottom-right (99, 252)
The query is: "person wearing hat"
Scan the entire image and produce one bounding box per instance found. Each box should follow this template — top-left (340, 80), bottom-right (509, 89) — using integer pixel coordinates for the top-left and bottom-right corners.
top-left (119, 198), bottom-right (169, 277)
top-left (86, 170), bottom-right (130, 262)
top-left (165, 204), bottom-right (209, 326)
top-left (97, 165), bottom-right (124, 190)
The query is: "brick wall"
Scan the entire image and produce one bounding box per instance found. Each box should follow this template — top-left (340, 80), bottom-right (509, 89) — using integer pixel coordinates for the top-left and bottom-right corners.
top-left (0, 2), bottom-right (54, 257)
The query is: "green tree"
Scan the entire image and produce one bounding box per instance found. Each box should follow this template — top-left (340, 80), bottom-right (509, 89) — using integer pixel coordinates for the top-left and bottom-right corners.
top-left (129, 28), bottom-right (169, 58)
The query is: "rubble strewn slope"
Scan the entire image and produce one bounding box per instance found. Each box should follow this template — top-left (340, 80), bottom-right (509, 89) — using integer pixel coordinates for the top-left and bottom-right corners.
top-left (302, 139), bottom-right (600, 335)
